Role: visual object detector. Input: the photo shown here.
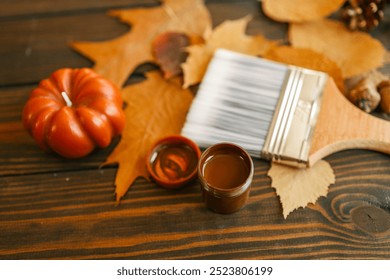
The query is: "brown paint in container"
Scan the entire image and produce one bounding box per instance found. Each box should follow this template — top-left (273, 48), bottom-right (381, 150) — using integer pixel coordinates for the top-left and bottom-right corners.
top-left (198, 143), bottom-right (254, 214)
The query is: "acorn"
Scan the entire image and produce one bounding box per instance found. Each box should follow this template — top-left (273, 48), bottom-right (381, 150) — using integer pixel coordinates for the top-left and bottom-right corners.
top-left (348, 78), bottom-right (380, 113)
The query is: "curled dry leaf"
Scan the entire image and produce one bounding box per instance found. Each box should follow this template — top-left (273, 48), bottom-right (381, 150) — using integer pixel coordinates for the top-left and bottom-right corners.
top-left (71, 0), bottom-right (211, 87)
top-left (152, 32), bottom-right (204, 79)
top-left (182, 16), bottom-right (277, 88)
top-left (345, 69), bottom-right (388, 94)
top-left (348, 78), bottom-right (381, 113)
top-left (289, 19), bottom-right (386, 78)
top-left (378, 80), bottom-right (390, 113)
top-left (263, 45), bottom-right (344, 93)
top-left (152, 32), bottom-right (191, 79)
top-left (104, 72), bottom-right (194, 202)
top-left (268, 160), bottom-right (335, 219)
top-left (262, 0), bottom-right (345, 23)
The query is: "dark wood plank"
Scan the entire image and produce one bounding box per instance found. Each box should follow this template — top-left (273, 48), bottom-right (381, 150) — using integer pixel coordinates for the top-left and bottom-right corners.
top-left (207, 0), bottom-right (287, 39)
top-left (0, 0), bottom-right (286, 86)
top-left (1, 0), bottom-right (390, 261)
top-left (0, 0), bottom-right (387, 87)
top-left (0, 86), bottom-right (29, 122)
top-left (0, 0), bottom-right (254, 18)
top-left (1, 0), bottom-right (389, 86)
top-left (0, 150), bottom-right (389, 259)
top-left (0, 86), bottom-right (109, 175)
top-left (0, 0), bottom-right (157, 18)
top-left (0, 12), bottom-right (130, 86)
top-left (0, 118), bottom-right (116, 176)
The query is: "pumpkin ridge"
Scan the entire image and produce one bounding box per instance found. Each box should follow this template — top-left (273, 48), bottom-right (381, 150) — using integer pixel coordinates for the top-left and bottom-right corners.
top-left (49, 68), bottom-right (73, 99)
top-left (87, 98), bottom-right (125, 135)
top-left (74, 78), bottom-right (120, 105)
top-left (71, 68), bottom-right (98, 98)
top-left (47, 107), bottom-right (95, 158)
top-left (31, 84), bottom-right (63, 102)
top-left (34, 107), bottom-right (58, 152)
top-left (75, 105), bottom-right (113, 148)
top-left (22, 97), bottom-right (61, 133)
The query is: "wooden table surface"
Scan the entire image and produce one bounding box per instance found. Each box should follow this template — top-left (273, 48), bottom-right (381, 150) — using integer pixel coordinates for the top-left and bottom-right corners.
top-left (1, 0), bottom-right (390, 260)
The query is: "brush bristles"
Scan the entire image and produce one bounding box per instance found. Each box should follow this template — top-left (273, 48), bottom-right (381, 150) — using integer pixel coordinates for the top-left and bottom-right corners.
top-left (181, 49), bottom-right (289, 157)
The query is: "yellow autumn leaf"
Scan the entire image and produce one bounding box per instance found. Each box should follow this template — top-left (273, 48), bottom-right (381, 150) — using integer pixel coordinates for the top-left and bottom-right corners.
top-left (289, 19), bottom-right (386, 78)
top-left (262, 0), bottom-right (345, 23)
top-left (104, 72), bottom-right (194, 202)
top-left (182, 16), bottom-right (277, 88)
top-left (71, 0), bottom-right (211, 87)
top-left (268, 160), bottom-right (335, 219)
top-left (264, 45), bottom-right (345, 93)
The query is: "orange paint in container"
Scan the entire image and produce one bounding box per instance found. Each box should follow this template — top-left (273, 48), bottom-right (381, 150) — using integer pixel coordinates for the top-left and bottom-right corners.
top-left (147, 135), bottom-right (201, 189)
top-left (198, 143), bottom-right (254, 214)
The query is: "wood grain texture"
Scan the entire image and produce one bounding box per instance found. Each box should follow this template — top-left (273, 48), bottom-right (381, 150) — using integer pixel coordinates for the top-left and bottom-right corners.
top-left (0, 0), bottom-right (284, 87)
top-left (0, 0), bottom-right (390, 260)
top-left (0, 13), bottom-right (129, 86)
top-left (0, 151), bottom-right (389, 259)
top-left (309, 79), bottom-right (390, 165)
top-left (0, 0), bottom-right (157, 17)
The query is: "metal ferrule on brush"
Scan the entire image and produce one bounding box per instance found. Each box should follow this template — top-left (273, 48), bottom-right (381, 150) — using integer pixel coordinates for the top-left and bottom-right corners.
top-left (261, 67), bottom-right (328, 168)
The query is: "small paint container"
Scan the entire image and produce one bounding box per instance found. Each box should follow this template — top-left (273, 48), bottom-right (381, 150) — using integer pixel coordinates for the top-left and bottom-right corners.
top-left (146, 135), bottom-right (201, 189)
top-left (198, 143), bottom-right (254, 214)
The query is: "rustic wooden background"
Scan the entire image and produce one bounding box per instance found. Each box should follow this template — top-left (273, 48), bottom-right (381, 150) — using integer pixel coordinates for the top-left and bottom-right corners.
top-left (1, 0), bottom-right (390, 259)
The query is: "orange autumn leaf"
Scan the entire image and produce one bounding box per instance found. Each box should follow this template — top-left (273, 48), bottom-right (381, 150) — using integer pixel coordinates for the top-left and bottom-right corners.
top-left (104, 72), bottom-right (194, 202)
top-left (182, 16), bottom-right (277, 88)
top-left (289, 19), bottom-right (386, 78)
top-left (262, 0), bottom-right (345, 23)
top-left (264, 45), bottom-right (345, 93)
top-left (71, 0), bottom-right (211, 87)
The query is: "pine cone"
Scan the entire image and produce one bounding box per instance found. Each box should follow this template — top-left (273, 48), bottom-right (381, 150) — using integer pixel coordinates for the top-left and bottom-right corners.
top-left (341, 0), bottom-right (386, 31)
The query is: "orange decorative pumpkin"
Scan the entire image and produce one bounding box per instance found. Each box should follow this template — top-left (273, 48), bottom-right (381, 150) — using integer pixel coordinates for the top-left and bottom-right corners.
top-left (22, 68), bottom-right (125, 158)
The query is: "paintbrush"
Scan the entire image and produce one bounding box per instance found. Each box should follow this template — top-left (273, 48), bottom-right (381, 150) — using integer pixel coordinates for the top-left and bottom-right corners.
top-left (181, 49), bottom-right (390, 167)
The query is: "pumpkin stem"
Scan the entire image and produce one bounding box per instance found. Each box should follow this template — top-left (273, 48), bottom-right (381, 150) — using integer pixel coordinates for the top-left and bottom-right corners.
top-left (61, 91), bottom-right (73, 107)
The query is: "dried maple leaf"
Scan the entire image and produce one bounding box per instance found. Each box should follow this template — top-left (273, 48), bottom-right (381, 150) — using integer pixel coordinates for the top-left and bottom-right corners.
top-left (263, 45), bottom-right (345, 93)
top-left (346, 69), bottom-right (388, 94)
top-left (262, 0), bottom-right (345, 23)
top-left (71, 0), bottom-right (211, 87)
top-left (104, 72), bottom-right (194, 202)
top-left (289, 19), bottom-right (386, 78)
top-left (268, 160), bottom-right (335, 219)
top-left (182, 16), bottom-right (277, 88)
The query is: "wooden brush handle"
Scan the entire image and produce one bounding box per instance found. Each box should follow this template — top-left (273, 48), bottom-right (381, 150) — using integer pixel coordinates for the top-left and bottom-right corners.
top-left (308, 78), bottom-right (390, 166)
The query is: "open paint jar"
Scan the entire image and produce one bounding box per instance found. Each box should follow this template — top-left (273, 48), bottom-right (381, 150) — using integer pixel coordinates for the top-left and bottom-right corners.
top-left (198, 143), bottom-right (254, 214)
top-left (147, 135), bottom-right (201, 189)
